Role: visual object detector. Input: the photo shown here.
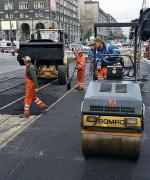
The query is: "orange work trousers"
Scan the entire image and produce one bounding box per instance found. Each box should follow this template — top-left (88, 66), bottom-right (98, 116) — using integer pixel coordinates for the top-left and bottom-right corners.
top-left (77, 68), bottom-right (85, 90)
top-left (24, 76), bottom-right (46, 116)
top-left (97, 67), bottom-right (107, 80)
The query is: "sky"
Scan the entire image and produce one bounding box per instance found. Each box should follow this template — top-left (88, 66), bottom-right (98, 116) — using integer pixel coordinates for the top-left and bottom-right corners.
top-left (99, 0), bottom-right (145, 22)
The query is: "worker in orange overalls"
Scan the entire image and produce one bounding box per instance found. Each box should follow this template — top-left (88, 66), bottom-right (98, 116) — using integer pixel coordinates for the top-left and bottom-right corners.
top-left (74, 50), bottom-right (86, 91)
top-left (20, 56), bottom-right (47, 118)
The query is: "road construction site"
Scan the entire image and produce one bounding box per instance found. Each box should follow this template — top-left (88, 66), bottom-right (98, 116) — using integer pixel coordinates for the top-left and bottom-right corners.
top-left (0, 53), bottom-right (149, 180)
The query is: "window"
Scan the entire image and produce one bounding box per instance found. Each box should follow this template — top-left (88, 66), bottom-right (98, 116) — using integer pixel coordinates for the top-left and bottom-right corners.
top-left (35, 13), bottom-right (39, 18)
top-left (34, 1), bottom-right (44, 9)
top-left (20, 13), bottom-right (24, 18)
top-left (19, 2), bottom-right (29, 10)
top-left (5, 14), bottom-right (9, 19)
top-left (4, 2), bottom-right (14, 10)
top-left (5, 13), bottom-right (13, 19)
top-left (19, 12), bottom-right (28, 19)
top-left (38, 10), bottom-right (44, 17)
top-left (57, 15), bottom-right (60, 20)
top-left (10, 13), bottom-right (13, 18)
top-left (24, 13), bottom-right (29, 18)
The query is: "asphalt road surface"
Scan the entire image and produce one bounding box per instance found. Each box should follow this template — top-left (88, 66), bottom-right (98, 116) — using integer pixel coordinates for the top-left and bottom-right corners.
top-left (0, 54), bottom-right (150, 180)
top-left (0, 53), bottom-right (24, 76)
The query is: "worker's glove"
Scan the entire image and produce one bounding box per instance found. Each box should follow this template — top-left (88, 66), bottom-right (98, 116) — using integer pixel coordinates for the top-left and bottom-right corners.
top-left (97, 66), bottom-right (102, 71)
top-left (77, 64), bottom-right (82, 70)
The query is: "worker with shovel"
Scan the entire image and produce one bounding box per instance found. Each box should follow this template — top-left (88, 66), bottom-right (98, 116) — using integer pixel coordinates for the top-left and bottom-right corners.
top-left (74, 50), bottom-right (86, 91)
top-left (20, 56), bottom-right (47, 118)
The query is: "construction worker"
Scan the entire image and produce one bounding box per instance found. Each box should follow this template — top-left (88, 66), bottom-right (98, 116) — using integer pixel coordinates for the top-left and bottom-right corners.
top-left (20, 56), bottom-right (47, 118)
top-left (74, 50), bottom-right (86, 91)
top-left (89, 38), bottom-right (119, 80)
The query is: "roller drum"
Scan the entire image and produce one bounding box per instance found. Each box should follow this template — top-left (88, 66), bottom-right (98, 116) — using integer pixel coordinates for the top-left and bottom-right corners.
top-left (82, 133), bottom-right (141, 160)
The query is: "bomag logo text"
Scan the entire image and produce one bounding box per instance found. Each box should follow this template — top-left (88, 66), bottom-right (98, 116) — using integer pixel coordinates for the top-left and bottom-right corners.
top-left (97, 119), bottom-right (125, 125)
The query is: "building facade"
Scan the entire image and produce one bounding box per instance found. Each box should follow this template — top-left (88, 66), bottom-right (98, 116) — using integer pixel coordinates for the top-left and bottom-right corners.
top-left (0, 0), bottom-right (80, 42)
top-left (80, 0), bottom-right (109, 41)
top-left (79, 0), bottom-right (123, 41)
top-left (107, 14), bottom-right (123, 39)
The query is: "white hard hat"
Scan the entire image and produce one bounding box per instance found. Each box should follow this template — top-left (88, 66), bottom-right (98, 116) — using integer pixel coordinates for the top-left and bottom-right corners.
top-left (23, 56), bottom-right (31, 62)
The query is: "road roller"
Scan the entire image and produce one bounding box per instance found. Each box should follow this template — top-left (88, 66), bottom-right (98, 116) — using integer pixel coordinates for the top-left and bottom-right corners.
top-left (81, 22), bottom-right (145, 160)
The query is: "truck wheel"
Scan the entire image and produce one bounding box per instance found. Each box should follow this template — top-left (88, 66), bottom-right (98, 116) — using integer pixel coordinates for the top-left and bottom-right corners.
top-left (58, 65), bottom-right (67, 85)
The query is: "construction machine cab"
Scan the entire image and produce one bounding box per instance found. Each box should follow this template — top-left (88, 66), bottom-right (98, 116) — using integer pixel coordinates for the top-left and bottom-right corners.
top-left (34, 29), bottom-right (64, 43)
top-left (93, 23), bottom-right (139, 81)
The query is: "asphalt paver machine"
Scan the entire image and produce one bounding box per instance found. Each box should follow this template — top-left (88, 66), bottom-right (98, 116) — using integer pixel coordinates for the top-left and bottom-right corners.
top-left (81, 23), bottom-right (145, 159)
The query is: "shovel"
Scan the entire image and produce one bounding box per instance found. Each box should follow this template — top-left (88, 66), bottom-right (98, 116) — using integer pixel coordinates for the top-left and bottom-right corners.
top-left (67, 66), bottom-right (76, 91)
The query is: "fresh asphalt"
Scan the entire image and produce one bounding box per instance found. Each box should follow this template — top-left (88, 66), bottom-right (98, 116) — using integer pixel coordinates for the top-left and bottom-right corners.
top-left (0, 54), bottom-right (150, 180)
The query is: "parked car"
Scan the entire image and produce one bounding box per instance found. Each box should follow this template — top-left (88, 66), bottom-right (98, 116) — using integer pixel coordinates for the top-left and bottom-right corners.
top-left (65, 50), bottom-right (75, 61)
top-left (82, 45), bottom-right (90, 50)
top-left (69, 43), bottom-right (83, 51)
top-left (0, 40), bottom-right (19, 53)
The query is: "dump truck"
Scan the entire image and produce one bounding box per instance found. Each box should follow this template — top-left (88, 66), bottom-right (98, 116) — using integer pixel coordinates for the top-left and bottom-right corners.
top-left (81, 23), bottom-right (144, 160)
top-left (17, 29), bottom-right (68, 85)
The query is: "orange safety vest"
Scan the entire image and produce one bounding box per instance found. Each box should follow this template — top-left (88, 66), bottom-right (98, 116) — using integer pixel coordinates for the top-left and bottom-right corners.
top-left (76, 56), bottom-right (86, 71)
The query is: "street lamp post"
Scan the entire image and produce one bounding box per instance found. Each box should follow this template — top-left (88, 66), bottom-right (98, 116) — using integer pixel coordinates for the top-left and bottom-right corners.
top-left (0, 12), bottom-right (4, 39)
top-left (79, 23), bottom-right (83, 42)
top-left (7, 0), bottom-right (15, 55)
top-left (7, 0), bottom-right (13, 40)
top-left (48, 0), bottom-right (51, 20)
top-left (29, 10), bottom-right (34, 33)
top-left (38, 9), bottom-right (42, 29)
top-left (14, 11), bottom-right (19, 41)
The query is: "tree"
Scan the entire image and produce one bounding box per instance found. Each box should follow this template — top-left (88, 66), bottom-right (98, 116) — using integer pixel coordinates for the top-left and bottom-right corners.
top-left (83, 28), bottom-right (92, 42)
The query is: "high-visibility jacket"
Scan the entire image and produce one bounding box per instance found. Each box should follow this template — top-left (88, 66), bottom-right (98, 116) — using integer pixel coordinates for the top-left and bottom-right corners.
top-left (74, 51), bottom-right (86, 70)
top-left (88, 44), bottom-right (120, 67)
top-left (26, 64), bottom-right (38, 89)
top-left (74, 50), bottom-right (86, 89)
